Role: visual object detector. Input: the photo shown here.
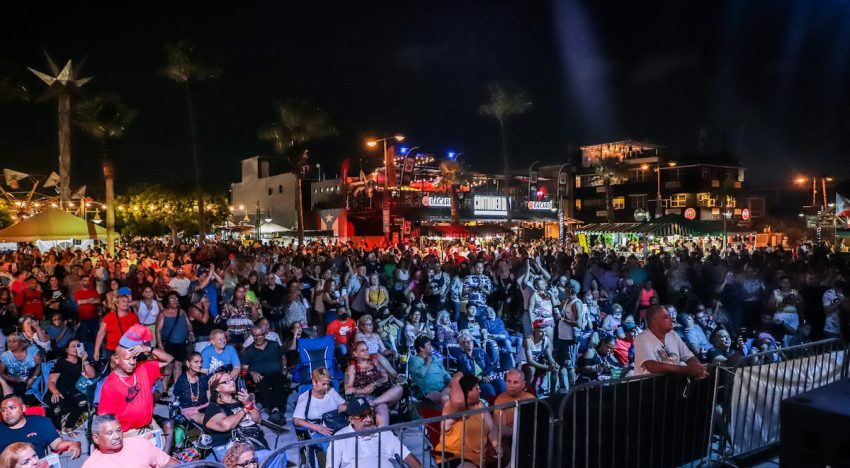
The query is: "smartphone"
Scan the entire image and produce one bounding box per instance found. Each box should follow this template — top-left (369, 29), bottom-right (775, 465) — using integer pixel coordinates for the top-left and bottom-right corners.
top-left (237, 377), bottom-right (246, 393)
top-left (75, 342), bottom-right (85, 355)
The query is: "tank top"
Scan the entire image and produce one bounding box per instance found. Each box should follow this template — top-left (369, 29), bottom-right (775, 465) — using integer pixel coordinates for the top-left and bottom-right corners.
top-left (161, 312), bottom-right (189, 344)
top-left (361, 333), bottom-right (383, 355)
top-left (527, 335), bottom-right (549, 364)
top-left (189, 306), bottom-right (216, 339)
top-left (531, 292), bottom-right (555, 325)
top-left (367, 287), bottom-right (387, 307)
top-left (435, 412), bottom-right (488, 464)
top-left (137, 300), bottom-right (161, 325)
top-left (352, 360), bottom-right (382, 388)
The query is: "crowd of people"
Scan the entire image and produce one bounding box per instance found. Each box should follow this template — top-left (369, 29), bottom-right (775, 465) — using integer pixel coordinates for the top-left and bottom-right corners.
top-left (0, 235), bottom-right (846, 467)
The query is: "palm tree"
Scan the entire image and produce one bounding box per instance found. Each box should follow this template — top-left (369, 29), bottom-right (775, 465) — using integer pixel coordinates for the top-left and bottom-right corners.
top-left (28, 54), bottom-right (92, 207)
top-left (594, 156), bottom-right (628, 222)
top-left (73, 95), bottom-right (135, 256)
top-left (160, 41), bottom-right (218, 243)
top-left (438, 160), bottom-right (469, 225)
top-left (479, 81), bottom-right (533, 224)
top-left (258, 99), bottom-right (336, 246)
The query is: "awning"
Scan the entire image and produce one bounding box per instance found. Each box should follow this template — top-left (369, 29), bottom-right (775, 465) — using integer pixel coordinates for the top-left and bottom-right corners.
top-left (420, 224), bottom-right (472, 238)
top-left (577, 219), bottom-right (720, 237)
top-left (467, 224), bottom-right (512, 236)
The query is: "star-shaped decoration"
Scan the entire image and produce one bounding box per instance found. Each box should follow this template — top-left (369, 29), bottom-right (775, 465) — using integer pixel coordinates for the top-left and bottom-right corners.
top-left (27, 52), bottom-right (92, 96)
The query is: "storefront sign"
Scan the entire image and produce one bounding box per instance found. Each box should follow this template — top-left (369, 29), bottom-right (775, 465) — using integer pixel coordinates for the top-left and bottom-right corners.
top-left (421, 195), bottom-right (451, 208)
top-left (474, 195), bottom-right (508, 216)
top-left (684, 207), bottom-right (696, 220)
top-left (741, 208), bottom-right (751, 221)
top-left (527, 200), bottom-right (554, 210)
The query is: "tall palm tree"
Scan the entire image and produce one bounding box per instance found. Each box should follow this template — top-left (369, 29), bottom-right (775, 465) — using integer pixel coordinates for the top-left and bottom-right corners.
top-left (258, 99), bottom-right (336, 246)
top-left (594, 156), bottom-right (628, 222)
top-left (160, 41), bottom-right (218, 243)
top-left (438, 160), bottom-right (469, 225)
top-left (28, 54), bottom-right (92, 207)
top-left (73, 95), bottom-right (135, 256)
top-left (479, 81), bottom-right (533, 224)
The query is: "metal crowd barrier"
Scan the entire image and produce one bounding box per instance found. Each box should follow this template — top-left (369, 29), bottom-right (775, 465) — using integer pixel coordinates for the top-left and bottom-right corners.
top-left (712, 338), bottom-right (848, 463)
top-left (258, 339), bottom-right (847, 468)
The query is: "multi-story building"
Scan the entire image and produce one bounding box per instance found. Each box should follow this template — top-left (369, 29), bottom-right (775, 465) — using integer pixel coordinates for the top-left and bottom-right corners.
top-left (572, 140), bottom-right (764, 223)
top-left (230, 156), bottom-right (319, 229)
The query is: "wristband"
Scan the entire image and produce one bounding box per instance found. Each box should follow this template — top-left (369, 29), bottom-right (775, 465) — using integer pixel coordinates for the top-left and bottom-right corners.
top-left (244, 403), bottom-right (255, 411)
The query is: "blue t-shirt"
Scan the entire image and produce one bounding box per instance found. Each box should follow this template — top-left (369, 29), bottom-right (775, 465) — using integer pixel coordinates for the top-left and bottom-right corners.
top-left (0, 416), bottom-right (58, 457)
top-left (1, 346), bottom-right (39, 380)
top-left (201, 345), bottom-right (240, 374)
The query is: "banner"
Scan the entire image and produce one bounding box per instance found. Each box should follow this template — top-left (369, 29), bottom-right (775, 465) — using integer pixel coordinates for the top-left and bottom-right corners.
top-left (836, 193), bottom-right (850, 218)
top-left (43, 172), bottom-right (60, 188)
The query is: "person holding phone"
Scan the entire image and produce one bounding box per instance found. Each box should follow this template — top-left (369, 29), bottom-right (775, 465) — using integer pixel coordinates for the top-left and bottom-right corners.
top-left (46, 339), bottom-right (96, 436)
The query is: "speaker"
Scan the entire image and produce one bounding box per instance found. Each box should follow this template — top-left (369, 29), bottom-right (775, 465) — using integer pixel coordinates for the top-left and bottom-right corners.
top-left (780, 379), bottom-right (850, 466)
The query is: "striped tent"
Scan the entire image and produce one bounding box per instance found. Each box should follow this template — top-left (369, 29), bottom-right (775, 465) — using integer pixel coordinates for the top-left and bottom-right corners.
top-left (577, 218), bottom-right (719, 237)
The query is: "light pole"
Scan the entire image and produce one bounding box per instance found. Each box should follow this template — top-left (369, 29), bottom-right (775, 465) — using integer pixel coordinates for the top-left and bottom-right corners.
top-left (367, 134), bottom-right (405, 243)
top-left (399, 146), bottom-right (419, 187)
top-left (556, 163), bottom-right (570, 241)
top-left (795, 175), bottom-right (833, 212)
top-left (642, 160), bottom-right (676, 218)
top-left (528, 160), bottom-right (540, 200)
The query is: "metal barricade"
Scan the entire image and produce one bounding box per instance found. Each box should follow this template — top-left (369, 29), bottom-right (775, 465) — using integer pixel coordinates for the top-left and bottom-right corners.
top-left (554, 368), bottom-right (718, 468)
top-left (261, 398), bottom-right (552, 468)
top-left (712, 338), bottom-right (847, 462)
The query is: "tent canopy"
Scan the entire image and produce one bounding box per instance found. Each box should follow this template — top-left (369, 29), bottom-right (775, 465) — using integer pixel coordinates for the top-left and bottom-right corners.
top-left (0, 207), bottom-right (106, 242)
top-left (259, 222), bottom-right (292, 234)
top-left (577, 215), bottom-right (721, 237)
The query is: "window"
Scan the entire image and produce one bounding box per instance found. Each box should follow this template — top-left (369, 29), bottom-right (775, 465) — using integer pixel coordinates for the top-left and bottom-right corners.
top-left (630, 194), bottom-right (647, 210)
top-left (668, 169), bottom-right (681, 181)
top-left (697, 193), bottom-right (715, 207)
top-left (629, 168), bottom-right (647, 183)
top-left (575, 199), bottom-right (582, 210)
top-left (613, 196), bottom-right (625, 210)
top-left (267, 187), bottom-right (272, 195)
top-left (279, 185), bottom-right (283, 194)
top-left (701, 168), bottom-right (711, 180)
top-left (574, 176), bottom-right (582, 189)
top-left (670, 193), bottom-right (687, 208)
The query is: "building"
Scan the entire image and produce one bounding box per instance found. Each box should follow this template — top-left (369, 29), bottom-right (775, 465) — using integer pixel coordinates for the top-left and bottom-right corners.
top-left (572, 140), bottom-right (765, 223)
top-left (230, 156), bottom-right (300, 229)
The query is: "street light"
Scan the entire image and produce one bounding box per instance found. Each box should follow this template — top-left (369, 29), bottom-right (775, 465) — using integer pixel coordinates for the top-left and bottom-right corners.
top-left (367, 134), bottom-right (406, 243)
top-left (556, 163), bottom-right (570, 241)
top-left (794, 175), bottom-right (833, 212)
top-left (642, 160), bottom-right (676, 218)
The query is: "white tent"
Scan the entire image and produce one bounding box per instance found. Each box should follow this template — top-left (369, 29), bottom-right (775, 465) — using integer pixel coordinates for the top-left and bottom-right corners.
top-left (259, 222), bottom-right (292, 235)
top-left (0, 207), bottom-right (107, 249)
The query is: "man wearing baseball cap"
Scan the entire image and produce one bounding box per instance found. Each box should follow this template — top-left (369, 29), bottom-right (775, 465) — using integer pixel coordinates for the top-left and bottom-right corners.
top-left (97, 324), bottom-right (176, 452)
top-left (326, 397), bottom-right (422, 468)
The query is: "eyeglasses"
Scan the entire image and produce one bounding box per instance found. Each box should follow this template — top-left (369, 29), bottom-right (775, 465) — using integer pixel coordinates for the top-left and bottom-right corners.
top-left (251, 334), bottom-right (264, 338)
top-left (236, 458), bottom-right (259, 467)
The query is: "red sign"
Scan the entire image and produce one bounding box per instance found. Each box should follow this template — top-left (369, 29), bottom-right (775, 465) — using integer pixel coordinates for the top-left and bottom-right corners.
top-left (741, 208), bottom-right (751, 221)
top-left (684, 207), bottom-right (697, 220)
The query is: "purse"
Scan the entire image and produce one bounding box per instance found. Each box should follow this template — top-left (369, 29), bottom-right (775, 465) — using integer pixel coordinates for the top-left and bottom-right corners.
top-left (232, 422), bottom-right (270, 451)
top-left (305, 389), bottom-right (349, 434)
top-left (75, 375), bottom-right (98, 398)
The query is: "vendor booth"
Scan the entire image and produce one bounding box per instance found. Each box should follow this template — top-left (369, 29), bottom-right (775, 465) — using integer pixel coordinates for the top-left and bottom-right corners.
top-left (0, 207), bottom-right (107, 250)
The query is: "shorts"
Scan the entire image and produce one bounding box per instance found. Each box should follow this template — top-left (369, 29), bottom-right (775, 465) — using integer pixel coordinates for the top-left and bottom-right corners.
top-left (554, 337), bottom-right (579, 369)
top-left (165, 341), bottom-right (189, 363)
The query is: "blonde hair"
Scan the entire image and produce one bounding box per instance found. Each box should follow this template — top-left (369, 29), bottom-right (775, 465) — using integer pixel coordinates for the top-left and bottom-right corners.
top-left (311, 367), bottom-right (331, 381)
top-left (222, 442), bottom-right (254, 468)
top-left (357, 314), bottom-right (373, 327)
top-left (0, 442), bottom-right (33, 468)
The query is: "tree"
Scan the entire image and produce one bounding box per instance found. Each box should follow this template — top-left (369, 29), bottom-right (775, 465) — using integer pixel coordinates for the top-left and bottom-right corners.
top-left (594, 156), bottom-right (628, 222)
top-left (115, 184), bottom-right (229, 242)
top-left (479, 81), bottom-right (533, 224)
top-left (73, 95), bottom-right (135, 256)
top-left (28, 55), bottom-right (92, 207)
top-left (160, 41), bottom-right (219, 243)
top-left (258, 99), bottom-right (336, 246)
top-left (438, 160), bottom-right (470, 225)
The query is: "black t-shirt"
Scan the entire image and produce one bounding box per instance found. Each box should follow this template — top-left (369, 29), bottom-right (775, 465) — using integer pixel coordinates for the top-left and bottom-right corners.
top-left (50, 358), bottom-right (91, 396)
top-left (259, 285), bottom-right (286, 308)
top-left (203, 400), bottom-right (257, 447)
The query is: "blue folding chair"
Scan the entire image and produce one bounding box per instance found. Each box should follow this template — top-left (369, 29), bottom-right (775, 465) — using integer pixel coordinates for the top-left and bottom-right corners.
top-left (293, 336), bottom-right (344, 385)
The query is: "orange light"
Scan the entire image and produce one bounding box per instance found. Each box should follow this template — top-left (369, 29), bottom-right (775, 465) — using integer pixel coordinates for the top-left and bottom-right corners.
top-left (394, 134), bottom-right (405, 142)
top-left (668, 161), bottom-right (677, 167)
top-left (366, 140), bottom-right (378, 148)
top-left (641, 164), bottom-right (649, 170)
top-left (795, 177), bottom-right (807, 184)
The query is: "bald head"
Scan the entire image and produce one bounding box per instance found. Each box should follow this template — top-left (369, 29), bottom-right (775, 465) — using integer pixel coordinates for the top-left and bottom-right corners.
top-left (504, 368), bottom-right (527, 397)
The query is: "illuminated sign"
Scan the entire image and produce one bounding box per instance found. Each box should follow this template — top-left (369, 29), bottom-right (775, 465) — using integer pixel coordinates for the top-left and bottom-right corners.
top-left (527, 200), bottom-right (554, 210)
top-left (474, 196), bottom-right (508, 216)
top-left (684, 207), bottom-right (696, 220)
top-left (421, 196), bottom-right (451, 208)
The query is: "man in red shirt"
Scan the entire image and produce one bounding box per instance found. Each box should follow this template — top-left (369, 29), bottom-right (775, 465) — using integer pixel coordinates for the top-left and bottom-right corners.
top-left (325, 306), bottom-right (356, 357)
top-left (73, 275), bottom-right (101, 346)
top-left (14, 276), bottom-right (44, 320)
top-left (97, 324), bottom-right (175, 452)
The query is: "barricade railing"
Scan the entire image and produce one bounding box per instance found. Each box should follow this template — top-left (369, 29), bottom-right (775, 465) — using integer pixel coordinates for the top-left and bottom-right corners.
top-left (712, 338), bottom-right (847, 462)
top-left (260, 397), bottom-right (553, 468)
top-left (554, 367), bottom-right (718, 468)
top-left (260, 339), bottom-right (847, 468)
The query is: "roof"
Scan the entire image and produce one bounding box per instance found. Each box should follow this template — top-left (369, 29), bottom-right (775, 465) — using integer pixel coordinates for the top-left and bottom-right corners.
top-left (577, 216), bottom-right (721, 237)
top-left (0, 207), bottom-right (107, 242)
top-left (420, 224), bottom-right (473, 238)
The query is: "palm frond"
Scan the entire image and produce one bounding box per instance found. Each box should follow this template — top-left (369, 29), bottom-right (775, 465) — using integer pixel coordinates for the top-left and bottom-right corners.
top-left (160, 41), bottom-right (219, 84)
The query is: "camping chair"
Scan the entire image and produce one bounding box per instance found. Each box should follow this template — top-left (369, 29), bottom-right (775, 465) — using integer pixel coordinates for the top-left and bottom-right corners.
top-left (26, 359), bottom-right (55, 407)
top-left (293, 336), bottom-right (344, 385)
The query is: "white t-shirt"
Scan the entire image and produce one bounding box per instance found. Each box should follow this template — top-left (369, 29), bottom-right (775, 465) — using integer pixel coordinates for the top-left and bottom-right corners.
top-left (633, 330), bottom-right (695, 376)
top-left (326, 425), bottom-right (411, 468)
top-left (293, 388), bottom-right (345, 421)
top-left (823, 288), bottom-right (843, 335)
top-left (169, 277), bottom-right (191, 296)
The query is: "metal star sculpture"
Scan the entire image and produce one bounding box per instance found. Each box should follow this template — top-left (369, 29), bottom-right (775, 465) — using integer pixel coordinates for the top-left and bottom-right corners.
top-left (28, 52), bottom-right (92, 208)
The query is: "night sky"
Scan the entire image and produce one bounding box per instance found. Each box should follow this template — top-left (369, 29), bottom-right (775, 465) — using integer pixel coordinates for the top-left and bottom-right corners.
top-left (2, 0), bottom-right (849, 198)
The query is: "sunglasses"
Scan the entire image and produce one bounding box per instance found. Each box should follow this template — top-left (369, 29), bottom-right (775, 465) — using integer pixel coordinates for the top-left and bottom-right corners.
top-left (236, 458), bottom-right (259, 467)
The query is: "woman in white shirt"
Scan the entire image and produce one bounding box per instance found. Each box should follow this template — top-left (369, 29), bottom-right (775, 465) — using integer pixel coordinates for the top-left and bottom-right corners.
top-left (293, 368), bottom-right (346, 449)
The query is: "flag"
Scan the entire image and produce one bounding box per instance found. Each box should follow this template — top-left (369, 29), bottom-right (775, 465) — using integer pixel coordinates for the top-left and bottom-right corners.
top-left (43, 171), bottom-right (60, 188)
top-left (71, 185), bottom-right (86, 199)
top-left (3, 169), bottom-right (29, 189)
top-left (837, 193), bottom-right (850, 218)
